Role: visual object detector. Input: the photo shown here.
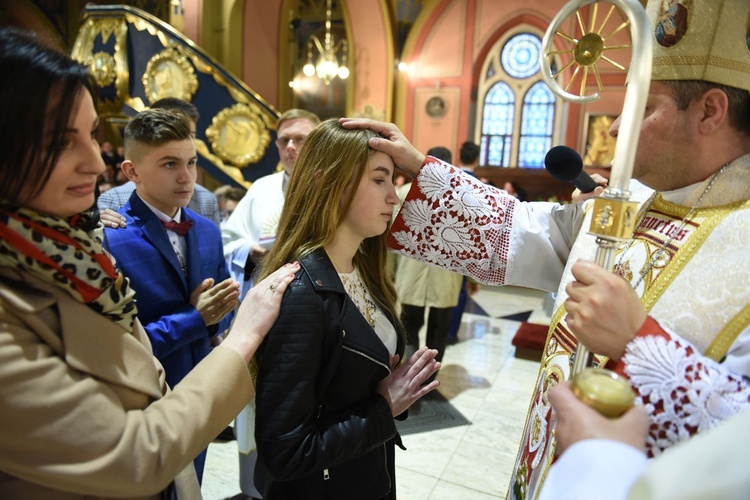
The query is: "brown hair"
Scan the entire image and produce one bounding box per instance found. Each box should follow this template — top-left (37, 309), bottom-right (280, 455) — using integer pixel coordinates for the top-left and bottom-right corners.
top-left (150, 97), bottom-right (200, 123)
top-left (258, 118), bottom-right (398, 319)
top-left (663, 80), bottom-right (750, 135)
top-left (123, 109), bottom-right (193, 162)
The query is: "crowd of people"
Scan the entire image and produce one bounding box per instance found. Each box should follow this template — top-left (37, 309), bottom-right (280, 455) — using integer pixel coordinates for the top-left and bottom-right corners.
top-left (1, 0), bottom-right (749, 498)
top-left (0, 26), bottom-right (297, 498)
top-left (96, 141), bottom-right (126, 192)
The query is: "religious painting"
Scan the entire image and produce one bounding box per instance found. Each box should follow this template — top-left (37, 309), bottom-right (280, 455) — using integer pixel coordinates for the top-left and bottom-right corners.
top-left (582, 113), bottom-right (617, 167)
top-left (654, 0), bottom-right (692, 48)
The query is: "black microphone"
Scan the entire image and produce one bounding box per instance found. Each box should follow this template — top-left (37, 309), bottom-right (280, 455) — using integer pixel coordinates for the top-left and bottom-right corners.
top-left (544, 145), bottom-right (599, 193)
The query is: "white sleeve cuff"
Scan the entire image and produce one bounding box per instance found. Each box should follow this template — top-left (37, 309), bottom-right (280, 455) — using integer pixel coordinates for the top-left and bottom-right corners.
top-left (538, 439), bottom-right (648, 500)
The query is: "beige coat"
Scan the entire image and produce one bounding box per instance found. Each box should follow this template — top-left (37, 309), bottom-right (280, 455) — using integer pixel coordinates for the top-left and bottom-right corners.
top-left (0, 266), bottom-right (253, 499)
top-left (394, 256), bottom-right (464, 308)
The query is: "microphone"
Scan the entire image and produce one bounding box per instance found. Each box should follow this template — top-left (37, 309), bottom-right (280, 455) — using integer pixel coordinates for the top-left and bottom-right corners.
top-left (544, 145), bottom-right (599, 193)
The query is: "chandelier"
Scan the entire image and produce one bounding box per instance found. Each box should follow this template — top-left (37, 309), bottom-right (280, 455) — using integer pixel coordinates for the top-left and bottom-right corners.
top-left (302, 0), bottom-right (349, 85)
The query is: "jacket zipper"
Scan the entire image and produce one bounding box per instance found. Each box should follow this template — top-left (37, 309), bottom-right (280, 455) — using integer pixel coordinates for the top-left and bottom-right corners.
top-left (383, 443), bottom-right (389, 486)
top-left (342, 345), bottom-right (391, 372)
top-left (321, 336), bottom-right (391, 483)
top-left (322, 443), bottom-right (389, 484)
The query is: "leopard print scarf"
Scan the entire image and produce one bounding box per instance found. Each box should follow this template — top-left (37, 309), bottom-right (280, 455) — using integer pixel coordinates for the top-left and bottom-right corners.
top-left (0, 205), bottom-right (138, 332)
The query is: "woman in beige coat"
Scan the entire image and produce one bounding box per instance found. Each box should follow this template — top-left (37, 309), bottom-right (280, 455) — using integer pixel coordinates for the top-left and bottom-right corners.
top-left (0, 27), bottom-right (297, 499)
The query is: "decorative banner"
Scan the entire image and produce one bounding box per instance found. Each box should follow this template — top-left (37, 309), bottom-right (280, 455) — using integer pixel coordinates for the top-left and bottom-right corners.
top-left (72, 5), bottom-right (281, 187)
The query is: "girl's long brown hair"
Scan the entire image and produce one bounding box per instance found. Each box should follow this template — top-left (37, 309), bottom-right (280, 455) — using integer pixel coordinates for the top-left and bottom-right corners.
top-left (258, 118), bottom-right (399, 321)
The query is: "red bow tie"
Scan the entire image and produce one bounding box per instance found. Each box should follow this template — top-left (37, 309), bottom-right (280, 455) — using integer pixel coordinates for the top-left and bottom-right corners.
top-left (161, 219), bottom-right (193, 236)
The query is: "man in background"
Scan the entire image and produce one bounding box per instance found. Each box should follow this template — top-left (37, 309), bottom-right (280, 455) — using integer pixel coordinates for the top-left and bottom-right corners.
top-left (457, 140), bottom-right (479, 174)
top-left (395, 146), bottom-right (464, 373)
top-left (221, 108), bottom-right (320, 299)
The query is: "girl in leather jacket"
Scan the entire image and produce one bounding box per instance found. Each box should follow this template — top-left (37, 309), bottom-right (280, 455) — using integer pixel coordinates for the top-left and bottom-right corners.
top-left (253, 119), bottom-right (441, 499)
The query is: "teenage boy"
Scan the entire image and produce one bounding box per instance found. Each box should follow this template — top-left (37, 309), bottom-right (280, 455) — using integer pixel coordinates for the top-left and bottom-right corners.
top-left (97, 98), bottom-right (222, 226)
top-left (104, 109), bottom-right (239, 482)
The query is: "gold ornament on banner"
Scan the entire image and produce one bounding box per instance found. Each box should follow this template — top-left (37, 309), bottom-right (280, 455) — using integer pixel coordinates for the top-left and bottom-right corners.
top-left (89, 51), bottom-right (117, 87)
top-left (205, 103), bottom-right (271, 167)
top-left (142, 46), bottom-right (199, 103)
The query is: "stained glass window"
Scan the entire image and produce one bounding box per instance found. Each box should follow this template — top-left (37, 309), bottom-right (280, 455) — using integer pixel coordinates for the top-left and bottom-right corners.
top-left (478, 30), bottom-right (558, 168)
top-left (518, 81), bottom-right (555, 168)
top-left (486, 61), bottom-right (496, 79)
top-left (501, 33), bottom-right (541, 79)
top-left (480, 82), bottom-right (514, 167)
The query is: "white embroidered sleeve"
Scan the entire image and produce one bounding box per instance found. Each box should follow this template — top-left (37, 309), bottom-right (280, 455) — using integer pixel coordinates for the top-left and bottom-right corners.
top-left (622, 332), bottom-right (750, 457)
top-left (389, 160), bottom-right (516, 285)
top-left (388, 157), bottom-right (585, 290)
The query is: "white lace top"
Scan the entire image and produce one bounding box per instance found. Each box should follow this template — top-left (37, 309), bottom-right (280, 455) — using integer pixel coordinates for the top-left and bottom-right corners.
top-left (338, 268), bottom-right (397, 355)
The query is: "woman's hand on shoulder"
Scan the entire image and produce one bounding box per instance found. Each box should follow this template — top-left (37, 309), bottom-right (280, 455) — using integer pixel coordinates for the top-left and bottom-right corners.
top-left (376, 347), bottom-right (440, 417)
top-left (100, 208), bottom-right (127, 228)
top-left (221, 262), bottom-right (299, 363)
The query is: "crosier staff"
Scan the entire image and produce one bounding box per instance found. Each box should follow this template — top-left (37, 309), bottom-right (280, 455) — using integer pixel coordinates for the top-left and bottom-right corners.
top-left (539, 0), bottom-right (652, 414)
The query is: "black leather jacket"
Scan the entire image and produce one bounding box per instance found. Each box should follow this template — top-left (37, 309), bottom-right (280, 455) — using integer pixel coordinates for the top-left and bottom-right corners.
top-left (255, 249), bottom-right (406, 499)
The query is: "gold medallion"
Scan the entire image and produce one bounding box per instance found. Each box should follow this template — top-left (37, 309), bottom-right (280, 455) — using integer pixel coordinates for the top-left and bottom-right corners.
top-left (142, 46), bottom-right (199, 103)
top-left (89, 51), bottom-right (117, 87)
top-left (651, 248), bottom-right (671, 268)
top-left (205, 103), bottom-right (271, 167)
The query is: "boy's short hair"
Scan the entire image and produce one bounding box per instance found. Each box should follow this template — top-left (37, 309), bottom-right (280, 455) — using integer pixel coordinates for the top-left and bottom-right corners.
top-left (124, 109), bottom-right (193, 161)
top-left (150, 97), bottom-right (200, 123)
top-left (427, 146), bottom-right (452, 164)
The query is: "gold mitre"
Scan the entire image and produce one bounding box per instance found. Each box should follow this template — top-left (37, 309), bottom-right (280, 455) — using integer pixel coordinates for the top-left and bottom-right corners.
top-left (646, 0), bottom-right (750, 92)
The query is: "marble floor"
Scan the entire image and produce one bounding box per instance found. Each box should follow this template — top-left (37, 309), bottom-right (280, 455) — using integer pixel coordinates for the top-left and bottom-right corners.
top-left (202, 285), bottom-right (550, 499)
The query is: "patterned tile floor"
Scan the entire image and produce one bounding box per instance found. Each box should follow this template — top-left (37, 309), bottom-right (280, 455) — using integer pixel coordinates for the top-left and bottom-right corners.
top-left (202, 285), bottom-right (550, 499)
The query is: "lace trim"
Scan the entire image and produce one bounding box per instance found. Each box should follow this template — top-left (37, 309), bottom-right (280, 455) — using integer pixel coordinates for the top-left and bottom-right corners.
top-left (623, 334), bottom-right (750, 456)
top-left (338, 268), bottom-right (380, 327)
top-left (389, 159), bottom-right (516, 284)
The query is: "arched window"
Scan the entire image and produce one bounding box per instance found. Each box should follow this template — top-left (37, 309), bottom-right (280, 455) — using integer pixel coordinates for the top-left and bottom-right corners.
top-left (480, 82), bottom-right (514, 167)
top-left (519, 81), bottom-right (555, 167)
top-left (476, 30), bottom-right (562, 168)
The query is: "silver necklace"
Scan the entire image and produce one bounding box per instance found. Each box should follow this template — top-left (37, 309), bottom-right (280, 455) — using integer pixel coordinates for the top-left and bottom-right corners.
top-left (619, 163), bottom-right (728, 290)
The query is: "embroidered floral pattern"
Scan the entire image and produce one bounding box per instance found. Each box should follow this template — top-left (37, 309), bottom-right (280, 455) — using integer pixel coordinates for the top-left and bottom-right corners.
top-left (624, 334), bottom-right (750, 456)
top-left (389, 159), bottom-right (517, 284)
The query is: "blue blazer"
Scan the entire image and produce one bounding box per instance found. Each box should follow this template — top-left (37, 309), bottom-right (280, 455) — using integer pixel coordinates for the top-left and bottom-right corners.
top-left (104, 192), bottom-right (233, 389)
